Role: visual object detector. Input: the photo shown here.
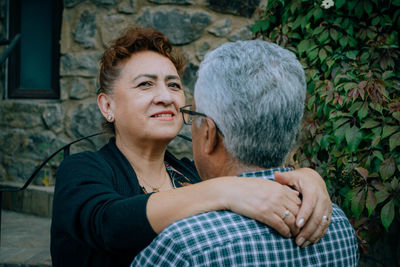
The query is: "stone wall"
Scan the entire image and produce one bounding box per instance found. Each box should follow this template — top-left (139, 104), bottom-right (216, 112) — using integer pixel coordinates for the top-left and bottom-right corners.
top-left (0, 0), bottom-right (265, 185)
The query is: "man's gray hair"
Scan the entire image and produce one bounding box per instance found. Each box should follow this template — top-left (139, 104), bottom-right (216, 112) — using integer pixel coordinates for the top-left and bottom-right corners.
top-left (194, 40), bottom-right (306, 168)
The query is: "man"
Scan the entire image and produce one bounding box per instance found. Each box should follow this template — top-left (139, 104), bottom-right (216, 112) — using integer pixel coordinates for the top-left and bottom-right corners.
top-left (132, 40), bottom-right (359, 266)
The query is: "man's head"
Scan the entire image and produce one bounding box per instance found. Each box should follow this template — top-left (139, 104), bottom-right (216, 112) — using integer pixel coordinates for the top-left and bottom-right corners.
top-left (192, 40), bottom-right (306, 179)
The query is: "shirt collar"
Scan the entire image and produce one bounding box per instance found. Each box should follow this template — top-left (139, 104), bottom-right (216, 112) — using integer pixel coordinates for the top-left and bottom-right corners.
top-left (236, 167), bottom-right (292, 181)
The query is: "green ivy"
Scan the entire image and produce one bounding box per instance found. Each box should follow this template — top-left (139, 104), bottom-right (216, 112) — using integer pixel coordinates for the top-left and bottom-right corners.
top-left (252, 0), bottom-right (400, 252)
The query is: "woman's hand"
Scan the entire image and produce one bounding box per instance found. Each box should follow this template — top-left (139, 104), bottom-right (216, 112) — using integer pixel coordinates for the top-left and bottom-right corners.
top-left (274, 168), bottom-right (332, 247)
top-left (222, 177), bottom-right (302, 238)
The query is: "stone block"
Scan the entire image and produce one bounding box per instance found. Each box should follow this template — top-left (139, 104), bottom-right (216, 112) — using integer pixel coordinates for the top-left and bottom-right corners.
top-left (64, 0), bottom-right (87, 8)
top-left (136, 7), bottom-right (211, 45)
top-left (73, 10), bottom-right (97, 48)
top-left (60, 51), bottom-right (101, 77)
top-left (22, 131), bottom-right (65, 161)
top-left (206, 0), bottom-right (260, 18)
top-left (42, 104), bottom-right (64, 133)
top-left (228, 25), bottom-right (253, 41)
top-left (148, 0), bottom-right (193, 4)
top-left (91, 0), bottom-right (120, 7)
top-left (2, 156), bottom-right (38, 183)
top-left (70, 78), bottom-right (91, 99)
top-left (69, 102), bottom-right (104, 141)
top-left (0, 102), bottom-right (44, 129)
top-left (182, 61), bottom-right (198, 93)
top-left (208, 18), bottom-right (232, 37)
top-left (0, 130), bottom-right (27, 155)
top-left (196, 41), bottom-right (211, 61)
top-left (117, 0), bottom-right (136, 14)
top-left (99, 13), bottom-right (129, 46)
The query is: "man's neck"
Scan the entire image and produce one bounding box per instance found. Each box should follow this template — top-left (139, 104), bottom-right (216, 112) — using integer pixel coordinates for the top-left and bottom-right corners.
top-left (216, 156), bottom-right (267, 177)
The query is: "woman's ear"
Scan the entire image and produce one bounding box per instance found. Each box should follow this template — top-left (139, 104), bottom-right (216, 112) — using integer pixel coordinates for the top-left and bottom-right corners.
top-left (97, 93), bottom-right (114, 121)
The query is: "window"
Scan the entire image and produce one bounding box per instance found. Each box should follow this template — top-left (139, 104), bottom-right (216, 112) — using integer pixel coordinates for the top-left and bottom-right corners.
top-left (7, 0), bottom-right (62, 99)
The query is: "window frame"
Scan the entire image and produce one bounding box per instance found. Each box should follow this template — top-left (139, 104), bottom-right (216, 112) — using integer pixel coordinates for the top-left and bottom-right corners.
top-left (7, 0), bottom-right (62, 99)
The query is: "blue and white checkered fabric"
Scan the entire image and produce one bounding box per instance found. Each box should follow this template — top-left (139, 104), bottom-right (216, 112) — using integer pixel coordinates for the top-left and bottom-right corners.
top-left (132, 168), bottom-right (359, 266)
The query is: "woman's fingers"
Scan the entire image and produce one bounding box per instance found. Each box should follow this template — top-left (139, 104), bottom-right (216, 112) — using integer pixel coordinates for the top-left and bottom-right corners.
top-left (295, 200), bottom-right (332, 246)
top-left (227, 178), bottom-right (301, 238)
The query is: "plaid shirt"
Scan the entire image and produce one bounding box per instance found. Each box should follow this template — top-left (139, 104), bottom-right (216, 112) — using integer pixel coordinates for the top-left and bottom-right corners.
top-left (132, 168), bottom-right (359, 266)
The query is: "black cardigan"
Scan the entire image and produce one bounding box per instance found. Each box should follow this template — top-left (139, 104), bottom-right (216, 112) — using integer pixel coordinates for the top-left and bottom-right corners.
top-left (50, 138), bottom-right (200, 267)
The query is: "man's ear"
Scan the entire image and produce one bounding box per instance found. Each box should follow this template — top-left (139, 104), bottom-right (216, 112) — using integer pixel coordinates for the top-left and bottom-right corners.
top-left (203, 117), bottom-right (220, 155)
top-left (97, 93), bottom-right (113, 119)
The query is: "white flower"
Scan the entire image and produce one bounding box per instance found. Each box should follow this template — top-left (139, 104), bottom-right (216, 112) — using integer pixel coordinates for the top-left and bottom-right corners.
top-left (321, 0), bottom-right (334, 9)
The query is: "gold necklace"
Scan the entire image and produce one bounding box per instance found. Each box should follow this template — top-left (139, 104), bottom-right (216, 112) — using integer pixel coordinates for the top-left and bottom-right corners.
top-left (140, 172), bottom-right (169, 193)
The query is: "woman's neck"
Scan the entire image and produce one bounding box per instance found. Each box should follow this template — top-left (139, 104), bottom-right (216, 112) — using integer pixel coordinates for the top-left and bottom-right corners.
top-left (115, 133), bottom-right (170, 185)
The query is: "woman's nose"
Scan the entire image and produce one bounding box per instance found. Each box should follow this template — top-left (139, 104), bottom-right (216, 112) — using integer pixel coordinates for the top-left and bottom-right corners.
top-left (153, 85), bottom-right (173, 105)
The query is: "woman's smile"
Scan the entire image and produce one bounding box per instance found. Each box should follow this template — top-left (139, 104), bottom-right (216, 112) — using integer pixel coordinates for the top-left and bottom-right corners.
top-left (150, 110), bottom-right (176, 121)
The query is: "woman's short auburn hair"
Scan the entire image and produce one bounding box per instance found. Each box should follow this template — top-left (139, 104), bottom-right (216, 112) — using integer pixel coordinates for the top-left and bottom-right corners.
top-left (98, 27), bottom-right (186, 134)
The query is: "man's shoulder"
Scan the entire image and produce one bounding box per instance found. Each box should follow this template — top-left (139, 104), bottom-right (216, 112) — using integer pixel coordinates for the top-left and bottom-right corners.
top-left (163, 203), bottom-right (356, 251)
top-left (161, 210), bottom-right (273, 253)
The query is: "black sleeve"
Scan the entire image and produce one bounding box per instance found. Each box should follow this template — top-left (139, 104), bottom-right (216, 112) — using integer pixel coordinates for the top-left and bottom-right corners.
top-left (52, 152), bottom-right (157, 254)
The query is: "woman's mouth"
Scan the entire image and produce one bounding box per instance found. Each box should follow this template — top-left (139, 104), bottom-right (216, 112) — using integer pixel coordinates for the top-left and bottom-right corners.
top-left (151, 111), bottom-right (175, 121)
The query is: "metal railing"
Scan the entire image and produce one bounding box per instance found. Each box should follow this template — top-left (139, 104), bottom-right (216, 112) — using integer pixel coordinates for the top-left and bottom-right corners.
top-left (0, 133), bottom-right (192, 245)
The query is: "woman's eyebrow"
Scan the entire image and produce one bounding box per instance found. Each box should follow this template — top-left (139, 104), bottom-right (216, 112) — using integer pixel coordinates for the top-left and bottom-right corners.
top-left (132, 74), bottom-right (157, 82)
top-left (165, 75), bottom-right (180, 81)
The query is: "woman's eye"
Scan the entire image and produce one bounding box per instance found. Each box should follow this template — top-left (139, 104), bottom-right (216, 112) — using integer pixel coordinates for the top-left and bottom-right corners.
top-left (137, 81), bottom-right (152, 87)
top-left (169, 83), bottom-right (182, 90)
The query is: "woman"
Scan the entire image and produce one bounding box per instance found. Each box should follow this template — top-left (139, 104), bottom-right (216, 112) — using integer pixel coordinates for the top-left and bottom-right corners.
top-left (51, 27), bottom-right (331, 267)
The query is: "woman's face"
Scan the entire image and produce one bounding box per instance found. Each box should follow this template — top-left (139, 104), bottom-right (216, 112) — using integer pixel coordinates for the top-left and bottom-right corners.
top-left (109, 50), bottom-right (185, 143)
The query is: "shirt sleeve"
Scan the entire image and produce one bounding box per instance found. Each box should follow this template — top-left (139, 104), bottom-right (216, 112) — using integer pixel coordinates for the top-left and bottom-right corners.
top-left (52, 151), bottom-right (157, 254)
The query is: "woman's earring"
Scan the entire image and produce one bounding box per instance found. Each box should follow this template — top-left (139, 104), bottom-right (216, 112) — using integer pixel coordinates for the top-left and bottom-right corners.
top-left (107, 114), bottom-right (114, 122)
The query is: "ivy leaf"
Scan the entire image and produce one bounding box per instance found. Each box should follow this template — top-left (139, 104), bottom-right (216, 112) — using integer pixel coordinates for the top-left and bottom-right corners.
top-left (363, 1), bottom-right (373, 14)
top-left (319, 30), bottom-right (329, 43)
top-left (351, 188), bottom-right (365, 218)
top-left (339, 36), bottom-right (348, 47)
top-left (373, 150), bottom-right (384, 162)
top-left (361, 120), bottom-right (380, 129)
top-left (389, 132), bottom-right (400, 151)
top-left (381, 200), bottom-right (395, 231)
top-left (335, 122), bottom-right (349, 143)
top-left (345, 50), bottom-right (358, 60)
top-left (333, 118), bottom-right (350, 129)
top-left (297, 40), bottom-right (309, 55)
top-left (336, 0), bottom-right (346, 8)
top-left (330, 28), bottom-right (339, 41)
top-left (345, 125), bottom-right (363, 153)
top-left (307, 47), bottom-right (319, 61)
top-left (313, 26), bottom-right (324, 36)
top-left (371, 181), bottom-right (385, 191)
top-left (379, 158), bottom-right (396, 181)
top-left (393, 112), bottom-right (400, 122)
top-left (393, 0), bottom-right (400, 6)
top-left (307, 95), bottom-right (315, 110)
top-left (320, 135), bottom-right (331, 149)
top-left (356, 167), bottom-right (369, 179)
top-left (366, 188), bottom-right (377, 216)
top-left (390, 179), bottom-right (399, 191)
top-left (313, 8), bottom-right (323, 22)
top-left (319, 48), bottom-right (327, 62)
top-left (357, 102), bottom-right (369, 120)
top-left (370, 102), bottom-right (383, 114)
top-left (382, 126), bottom-right (399, 139)
top-left (376, 190), bottom-right (390, 203)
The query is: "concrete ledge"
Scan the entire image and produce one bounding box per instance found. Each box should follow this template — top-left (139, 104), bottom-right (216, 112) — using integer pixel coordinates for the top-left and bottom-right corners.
top-left (1, 182), bottom-right (54, 218)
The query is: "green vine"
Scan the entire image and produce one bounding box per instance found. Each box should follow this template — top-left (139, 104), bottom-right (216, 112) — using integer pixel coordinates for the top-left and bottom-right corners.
top-left (252, 0), bottom-right (400, 253)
